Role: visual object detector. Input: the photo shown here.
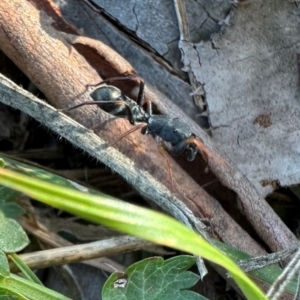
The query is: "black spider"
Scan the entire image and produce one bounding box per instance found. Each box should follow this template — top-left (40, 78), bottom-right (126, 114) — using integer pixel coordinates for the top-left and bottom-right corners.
top-left (62, 76), bottom-right (198, 161)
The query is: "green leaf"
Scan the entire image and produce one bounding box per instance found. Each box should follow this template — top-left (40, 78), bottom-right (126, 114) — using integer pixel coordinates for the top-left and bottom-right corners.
top-left (0, 185), bottom-right (20, 203)
top-left (0, 250), bottom-right (9, 277)
top-left (0, 165), bottom-right (25, 219)
top-left (0, 219), bottom-right (29, 253)
top-left (0, 202), bottom-right (24, 219)
top-left (102, 256), bottom-right (207, 300)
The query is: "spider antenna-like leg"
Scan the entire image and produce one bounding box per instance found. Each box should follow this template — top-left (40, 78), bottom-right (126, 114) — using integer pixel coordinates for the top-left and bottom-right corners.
top-left (109, 123), bottom-right (147, 147)
top-left (59, 101), bottom-right (99, 112)
top-left (158, 144), bottom-right (174, 193)
top-left (61, 100), bottom-right (137, 125)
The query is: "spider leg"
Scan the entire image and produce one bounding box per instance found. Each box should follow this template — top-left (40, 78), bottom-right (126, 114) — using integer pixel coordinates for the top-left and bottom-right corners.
top-left (184, 136), bottom-right (199, 162)
top-left (90, 75), bottom-right (139, 87)
top-left (146, 100), bottom-right (152, 116)
top-left (185, 143), bottom-right (198, 161)
top-left (157, 144), bottom-right (174, 192)
top-left (59, 101), bottom-right (102, 112)
top-left (136, 78), bottom-right (145, 107)
top-left (110, 123), bottom-right (147, 146)
top-left (109, 101), bottom-right (136, 124)
top-left (60, 100), bottom-right (136, 124)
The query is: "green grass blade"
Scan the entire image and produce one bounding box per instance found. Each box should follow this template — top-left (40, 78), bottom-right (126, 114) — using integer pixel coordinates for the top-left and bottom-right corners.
top-left (0, 273), bottom-right (71, 300)
top-left (0, 167), bottom-right (267, 300)
top-left (8, 254), bottom-right (43, 286)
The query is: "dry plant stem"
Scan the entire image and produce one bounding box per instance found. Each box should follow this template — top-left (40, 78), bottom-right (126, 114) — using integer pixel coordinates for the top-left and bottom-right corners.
top-left (18, 216), bottom-right (73, 248)
top-left (9, 235), bottom-right (151, 273)
top-left (267, 247), bottom-right (300, 300)
top-left (296, 272), bottom-right (300, 300)
top-left (172, 0), bottom-right (296, 252)
top-left (238, 243), bottom-right (299, 272)
top-left (0, 0), bottom-right (265, 257)
top-left (19, 216), bottom-right (125, 273)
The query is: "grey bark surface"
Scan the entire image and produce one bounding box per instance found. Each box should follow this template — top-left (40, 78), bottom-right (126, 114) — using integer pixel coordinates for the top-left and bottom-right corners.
top-left (180, 0), bottom-right (300, 197)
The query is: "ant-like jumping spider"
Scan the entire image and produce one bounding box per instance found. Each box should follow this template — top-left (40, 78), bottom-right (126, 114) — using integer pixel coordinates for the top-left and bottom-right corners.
top-left (63, 76), bottom-right (198, 161)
